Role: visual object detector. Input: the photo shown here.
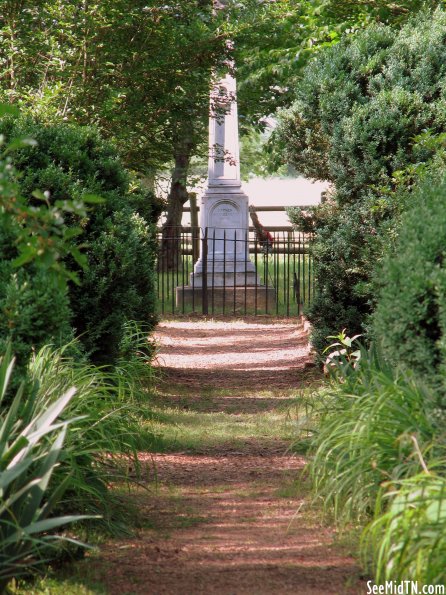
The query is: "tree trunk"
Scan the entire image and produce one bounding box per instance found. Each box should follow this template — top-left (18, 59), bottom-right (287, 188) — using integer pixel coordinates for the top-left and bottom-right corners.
top-left (160, 141), bottom-right (193, 271)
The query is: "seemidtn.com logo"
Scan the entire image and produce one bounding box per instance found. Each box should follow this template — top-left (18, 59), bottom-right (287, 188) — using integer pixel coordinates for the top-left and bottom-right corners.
top-left (367, 581), bottom-right (445, 595)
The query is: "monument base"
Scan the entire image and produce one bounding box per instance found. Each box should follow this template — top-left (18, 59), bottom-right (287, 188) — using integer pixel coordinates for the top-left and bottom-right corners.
top-left (176, 285), bottom-right (276, 313)
top-left (191, 271), bottom-right (259, 287)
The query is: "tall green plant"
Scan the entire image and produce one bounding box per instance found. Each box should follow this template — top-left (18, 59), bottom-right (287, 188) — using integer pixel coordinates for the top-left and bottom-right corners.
top-left (26, 336), bottom-right (159, 535)
top-left (279, 8), bottom-right (446, 352)
top-left (307, 345), bottom-right (436, 523)
top-left (0, 346), bottom-right (90, 592)
top-left (373, 175), bottom-right (446, 405)
top-left (363, 471), bottom-right (446, 585)
top-left (0, 108), bottom-right (98, 381)
top-left (0, 115), bottom-right (161, 364)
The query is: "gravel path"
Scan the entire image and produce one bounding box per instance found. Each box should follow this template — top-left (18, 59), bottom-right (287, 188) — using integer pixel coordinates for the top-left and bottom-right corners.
top-left (95, 318), bottom-right (364, 595)
top-left (154, 318), bottom-right (315, 392)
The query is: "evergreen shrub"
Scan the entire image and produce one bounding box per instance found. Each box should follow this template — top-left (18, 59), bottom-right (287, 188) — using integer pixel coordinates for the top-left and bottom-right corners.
top-left (0, 117), bottom-right (162, 363)
top-left (0, 130), bottom-right (74, 376)
top-left (373, 176), bottom-right (446, 404)
top-left (279, 8), bottom-right (446, 351)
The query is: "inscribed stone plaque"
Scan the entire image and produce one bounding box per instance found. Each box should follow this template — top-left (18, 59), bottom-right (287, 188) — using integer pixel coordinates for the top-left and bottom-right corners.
top-left (208, 201), bottom-right (243, 256)
top-left (210, 201), bottom-right (239, 228)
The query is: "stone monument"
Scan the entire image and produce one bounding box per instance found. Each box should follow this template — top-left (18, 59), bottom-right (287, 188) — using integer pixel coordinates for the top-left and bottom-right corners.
top-left (176, 69), bottom-right (276, 311)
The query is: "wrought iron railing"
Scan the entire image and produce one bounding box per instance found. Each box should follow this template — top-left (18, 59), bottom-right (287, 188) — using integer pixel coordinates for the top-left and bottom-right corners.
top-left (157, 227), bottom-right (314, 317)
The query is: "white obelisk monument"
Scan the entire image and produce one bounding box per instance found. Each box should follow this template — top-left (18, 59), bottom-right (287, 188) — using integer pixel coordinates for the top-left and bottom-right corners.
top-left (191, 71), bottom-right (258, 287)
top-left (176, 22), bottom-right (275, 311)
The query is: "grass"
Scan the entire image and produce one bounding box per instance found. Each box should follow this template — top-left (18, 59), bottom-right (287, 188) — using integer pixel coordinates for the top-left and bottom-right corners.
top-left (10, 561), bottom-right (107, 595)
top-left (149, 407), bottom-right (297, 451)
top-left (26, 341), bottom-right (162, 538)
top-left (304, 345), bottom-right (446, 585)
top-left (306, 347), bottom-right (437, 524)
top-left (276, 477), bottom-right (309, 500)
top-left (3, 330), bottom-right (162, 593)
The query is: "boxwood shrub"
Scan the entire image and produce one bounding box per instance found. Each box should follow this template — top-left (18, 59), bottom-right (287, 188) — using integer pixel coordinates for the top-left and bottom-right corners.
top-left (0, 116), bottom-right (162, 364)
top-left (373, 176), bottom-right (446, 405)
top-left (278, 8), bottom-right (446, 352)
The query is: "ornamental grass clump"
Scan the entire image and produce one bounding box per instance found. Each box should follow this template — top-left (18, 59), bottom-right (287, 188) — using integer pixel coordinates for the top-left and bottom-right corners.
top-left (306, 339), bottom-right (446, 584)
top-left (307, 345), bottom-right (436, 524)
top-left (363, 470), bottom-right (446, 585)
top-left (27, 333), bottom-right (160, 536)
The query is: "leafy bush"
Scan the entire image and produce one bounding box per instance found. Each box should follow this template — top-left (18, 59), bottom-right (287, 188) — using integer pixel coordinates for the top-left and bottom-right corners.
top-left (0, 116), bottom-right (162, 364)
top-left (0, 346), bottom-right (89, 592)
top-left (373, 176), bottom-right (446, 403)
top-left (289, 199), bottom-right (385, 353)
top-left (279, 8), bottom-right (446, 351)
top-left (0, 267), bottom-right (73, 375)
top-left (0, 123), bottom-right (92, 380)
top-left (70, 207), bottom-right (158, 364)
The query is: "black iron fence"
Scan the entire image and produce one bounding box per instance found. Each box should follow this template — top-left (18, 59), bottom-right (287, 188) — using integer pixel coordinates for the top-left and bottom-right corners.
top-left (157, 227), bottom-right (314, 317)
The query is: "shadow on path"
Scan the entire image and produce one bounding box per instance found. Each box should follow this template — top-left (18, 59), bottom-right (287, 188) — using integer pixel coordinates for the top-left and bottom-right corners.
top-left (92, 318), bottom-right (364, 595)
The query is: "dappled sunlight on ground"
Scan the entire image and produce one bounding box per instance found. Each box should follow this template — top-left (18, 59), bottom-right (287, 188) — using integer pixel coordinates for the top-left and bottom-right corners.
top-left (154, 318), bottom-right (317, 393)
top-left (81, 318), bottom-right (364, 594)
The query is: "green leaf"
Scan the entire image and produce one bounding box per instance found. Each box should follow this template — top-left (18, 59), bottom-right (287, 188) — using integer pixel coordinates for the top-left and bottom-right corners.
top-left (28, 388), bottom-right (77, 436)
top-left (0, 344), bottom-right (14, 405)
top-left (82, 194), bottom-right (105, 204)
top-left (70, 247), bottom-right (88, 269)
top-left (6, 137), bottom-right (38, 152)
top-left (9, 515), bottom-right (93, 539)
top-left (63, 227), bottom-right (83, 240)
top-left (0, 104), bottom-right (20, 117)
top-left (12, 250), bottom-right (35, 268)
top-left (31, 190), bottom-right (49, 201)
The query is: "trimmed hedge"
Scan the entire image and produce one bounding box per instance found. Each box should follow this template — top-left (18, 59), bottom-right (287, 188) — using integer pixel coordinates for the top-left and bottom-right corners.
top-left (278, 8), bottom-right (446, 352)
top-left (0, 117), bottom-right (162, 364)
top-left (373, 176), bottom-right (446, 403)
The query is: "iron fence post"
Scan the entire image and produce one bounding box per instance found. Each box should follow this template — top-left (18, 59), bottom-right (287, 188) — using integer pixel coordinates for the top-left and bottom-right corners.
top-left (202, 227), bottom-right (208, 315)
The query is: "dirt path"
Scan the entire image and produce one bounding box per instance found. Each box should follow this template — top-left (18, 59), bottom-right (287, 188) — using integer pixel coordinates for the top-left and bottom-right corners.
top-left (94, 318), bottom-right (364, 594)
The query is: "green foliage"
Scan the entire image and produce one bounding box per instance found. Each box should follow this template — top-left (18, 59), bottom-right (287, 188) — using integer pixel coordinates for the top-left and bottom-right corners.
top-left (70, 207), bottom-right (157, 364)
top-left (26, 336), bottom-right (160, 536)
top-left (234, 0), bottom-right (427, 132)
top-left (0, 116), bottom-right (161, 363)
top-left (0, 324), bottom-right (159, 589)
top-left (373, 176), bottom-right (446, 403)
top-left (364, 471), bottom-right (446, 585)
top-left (0, 0), bottom-right (431, 249)
top-left (0, 346), bottom-right (90, 592)
top-left (0, 117), bottom-right (93, 376)
top-left (323, 328), bottom-right (362, 371)
top-left (0, 1), bottom-right (231, 173)
top-left (307, 345), bottom-right (437, 523)
top-left (306, 344), bottom-right (446, 585)
top-left (0, 113), bottom-right (92, 280)
top-left (0, 269), bottom-right (73, 374)
top-left (311, 0), bottom-right (439, 28)
top-left (281, 8), bottom-right (446, 351)
top-left (289, 199), bottom-right (385, 353)
top-left (0, 0), bottom-right (425, 167)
